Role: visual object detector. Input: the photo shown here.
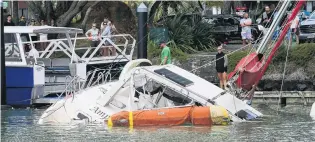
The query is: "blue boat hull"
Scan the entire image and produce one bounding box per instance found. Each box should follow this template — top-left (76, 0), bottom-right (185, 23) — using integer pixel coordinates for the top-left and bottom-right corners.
top-left (5, 66), bottom-right (44, 106)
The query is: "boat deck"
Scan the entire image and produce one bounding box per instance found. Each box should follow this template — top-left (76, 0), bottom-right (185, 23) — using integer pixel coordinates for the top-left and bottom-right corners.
top-left (33, 97), bottom-right (64, 104)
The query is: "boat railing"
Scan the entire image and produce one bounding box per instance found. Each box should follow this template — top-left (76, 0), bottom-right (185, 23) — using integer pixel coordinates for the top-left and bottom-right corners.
top-left (60, 68), bottom-right (113, 96)
top-left (12, 34), bottom-right (136, 65)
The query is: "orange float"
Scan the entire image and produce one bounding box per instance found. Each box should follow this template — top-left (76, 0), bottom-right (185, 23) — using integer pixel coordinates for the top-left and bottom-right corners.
top-left (106, 105), bottom-right (231, 127)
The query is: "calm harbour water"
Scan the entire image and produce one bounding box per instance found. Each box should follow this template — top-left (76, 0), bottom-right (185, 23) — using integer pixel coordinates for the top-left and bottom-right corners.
top-left (1, 104), bottom-right (315, 142)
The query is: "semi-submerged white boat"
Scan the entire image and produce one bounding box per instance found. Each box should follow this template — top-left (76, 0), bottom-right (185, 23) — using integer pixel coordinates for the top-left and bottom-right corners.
top-left (38, 59), bottom-right (263, 124)
top-left (38, 0), bottom-right (310, 125)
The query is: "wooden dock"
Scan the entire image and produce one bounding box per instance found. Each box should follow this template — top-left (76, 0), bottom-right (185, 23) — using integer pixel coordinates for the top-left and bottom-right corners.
top-left (253, 91), bottom-right (315, 105)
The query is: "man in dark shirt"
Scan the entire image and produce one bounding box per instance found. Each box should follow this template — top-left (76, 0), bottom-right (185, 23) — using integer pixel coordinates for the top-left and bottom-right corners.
top-left (4, 15), bottom-right (15, 26)
top-left (261, 6), bottom-right (273, 28)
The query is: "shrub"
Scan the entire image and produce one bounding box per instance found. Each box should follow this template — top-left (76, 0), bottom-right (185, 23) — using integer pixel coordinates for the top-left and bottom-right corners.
top-left (165, 13), bottom-right (216, 53)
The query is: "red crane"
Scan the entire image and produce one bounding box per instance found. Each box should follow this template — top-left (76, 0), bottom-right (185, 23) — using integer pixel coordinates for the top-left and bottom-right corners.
top-left (227, 1), bottom-right (306, 100)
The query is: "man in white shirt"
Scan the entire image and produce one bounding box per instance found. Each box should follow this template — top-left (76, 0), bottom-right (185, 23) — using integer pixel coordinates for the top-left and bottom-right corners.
top-left (290, 15), bottom-right (300, 44)
top-left (240, 13), bottom-right (252, 46)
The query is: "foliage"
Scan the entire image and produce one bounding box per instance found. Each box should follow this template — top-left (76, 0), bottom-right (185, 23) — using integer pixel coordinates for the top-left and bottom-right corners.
top-left (165, 13), bottom-right (216, 53)
top-left (149, 1), bottom-right (224, 25)
top-left (202, 1), bottom-right (224, 7)
top-left (147, 40), bottom-right (188, 63)
top-left (27, 1), bottom-right (88, 27)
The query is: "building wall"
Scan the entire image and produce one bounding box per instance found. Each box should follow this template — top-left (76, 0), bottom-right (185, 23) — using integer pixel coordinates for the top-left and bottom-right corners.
top-left (18, 1), bottom-right (29, 19)
top-left (3, 1), bottom-right (30, 19)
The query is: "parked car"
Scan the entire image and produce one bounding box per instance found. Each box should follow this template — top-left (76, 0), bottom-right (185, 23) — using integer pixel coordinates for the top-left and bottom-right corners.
top-left (202, 14), bottom-right (262, 44)
top-left (299, 11), bottom-right (315, 43)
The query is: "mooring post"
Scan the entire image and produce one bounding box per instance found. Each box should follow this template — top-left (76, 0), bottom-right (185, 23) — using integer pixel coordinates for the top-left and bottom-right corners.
top-left (0, 0), bottom-right (6, 105)
top-left (137, 2), bottom-right (148, 59)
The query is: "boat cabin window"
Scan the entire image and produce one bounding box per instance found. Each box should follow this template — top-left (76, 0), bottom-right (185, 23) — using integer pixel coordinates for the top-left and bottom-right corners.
top-left (135, 80), bottom-right (192, 107)
top-left (154, 68), bottom-right (194, 87)
top-left (4, 33), bottom-right (21, 59)
top-left (162, 88), bottom-right (192, 106)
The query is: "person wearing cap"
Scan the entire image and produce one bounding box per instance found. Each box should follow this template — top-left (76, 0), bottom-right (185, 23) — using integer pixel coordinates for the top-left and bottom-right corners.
top-left (215, 45), bottom-right (228, 89)
top-left (101, 21), bottom-right (116, 56)
top-left (160, 41), bottom-right (171, 65)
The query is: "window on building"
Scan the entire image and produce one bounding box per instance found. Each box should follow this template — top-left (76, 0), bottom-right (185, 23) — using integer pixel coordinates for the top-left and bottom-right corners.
top-left (18, 8), bottom-right (28, 20)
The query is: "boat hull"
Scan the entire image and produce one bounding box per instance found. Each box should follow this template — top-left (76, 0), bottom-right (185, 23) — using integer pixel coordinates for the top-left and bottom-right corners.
top-left (5, 65), bottom-right (45, 106)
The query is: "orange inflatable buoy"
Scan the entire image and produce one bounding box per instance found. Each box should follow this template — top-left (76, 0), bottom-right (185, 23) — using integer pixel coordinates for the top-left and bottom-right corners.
top-left (106, 105), bottom-right (230, 127)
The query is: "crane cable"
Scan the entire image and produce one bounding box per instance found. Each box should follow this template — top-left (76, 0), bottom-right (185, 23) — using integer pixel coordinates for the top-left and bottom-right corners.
top-left (276, 26), bottom-right (292, 112)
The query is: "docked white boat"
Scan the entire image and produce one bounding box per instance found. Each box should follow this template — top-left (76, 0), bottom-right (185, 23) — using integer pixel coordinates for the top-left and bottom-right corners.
top-left (4, 26), bottom-right (135, 106)
top-left (38, 59), bottom-right (263, 124)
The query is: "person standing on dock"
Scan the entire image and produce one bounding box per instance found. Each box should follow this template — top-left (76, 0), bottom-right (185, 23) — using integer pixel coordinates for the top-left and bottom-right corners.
top-left (18, 16), bottom-right (26, 26)
top-left (261, 6), bottom-right (273, 28)
top-left (100, 18), bottom-right (109, 34)
top-left (290, 14), bottom-right (300, 44)
top-left (240, 13), bottom-right (252, 46)
top-left (215, 45), bottom-right (228, 90)
top-left (101, 21), bottom-right (116, 56)
top-left (85, 23), bottom-right (100, 48)
top-left (159, 41), bottom-right (171, 65)
top-left (4, 15), bottom-right (15, 26)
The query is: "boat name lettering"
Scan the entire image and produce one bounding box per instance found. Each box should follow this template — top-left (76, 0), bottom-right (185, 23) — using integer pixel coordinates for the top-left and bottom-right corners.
top-left (90, 106), bottom-right (109, 119)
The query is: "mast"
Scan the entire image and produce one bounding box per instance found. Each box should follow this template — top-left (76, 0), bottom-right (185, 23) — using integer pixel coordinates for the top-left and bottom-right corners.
top-left (254, 0), bottom-right (306, 85)
top-left (256, 1), bottom-right (291, 54)
top-left (227, 0), bottom-right (306, 93)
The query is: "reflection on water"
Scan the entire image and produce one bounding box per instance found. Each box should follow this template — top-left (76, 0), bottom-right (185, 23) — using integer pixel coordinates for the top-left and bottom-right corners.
top-left (1, 104), bottom-right (315, 142)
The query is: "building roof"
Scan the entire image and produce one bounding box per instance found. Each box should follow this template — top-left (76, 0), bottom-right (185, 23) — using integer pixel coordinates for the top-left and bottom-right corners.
top-left (4, 26), bottom-right (83, 34)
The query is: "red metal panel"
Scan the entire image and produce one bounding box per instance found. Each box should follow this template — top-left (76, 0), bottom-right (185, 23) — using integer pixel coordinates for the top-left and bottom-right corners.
top-left (18, 1), bottom-right (28, 9)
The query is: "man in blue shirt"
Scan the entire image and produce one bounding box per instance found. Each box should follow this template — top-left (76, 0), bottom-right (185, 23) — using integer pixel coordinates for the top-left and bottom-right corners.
top-left (101, 21), bottom-right (116, 56)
